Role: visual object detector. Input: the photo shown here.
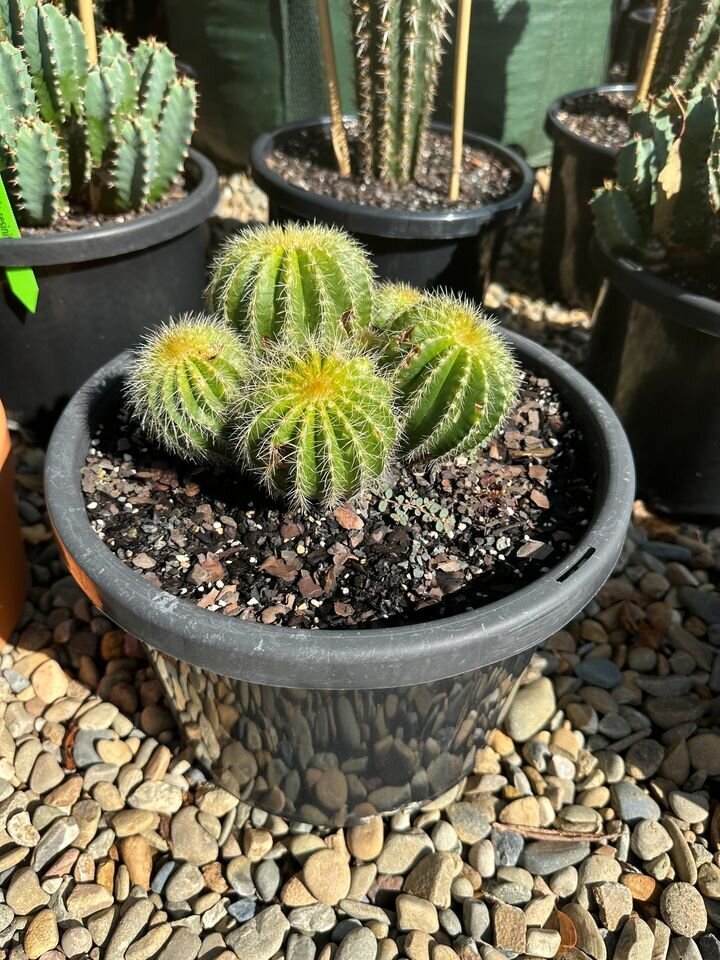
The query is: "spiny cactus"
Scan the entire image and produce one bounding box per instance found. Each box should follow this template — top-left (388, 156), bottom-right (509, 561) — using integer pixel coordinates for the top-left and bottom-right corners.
top-left (0, 0), bottom-right (196, 226)
top-left (237, 339), bottom-right (397, 507)
top-left (208, 223), bottom-right (374, 348)
top-left (350, 0), bottom-right (452, 185)
top-left (651, 0), bottom-right (720, 97)
top-left (593, 88), bottom-right (720, 261)
top-left (126, 315), bottom-right (248, 462)
top-left (380, 292), bottom-right (519, 461)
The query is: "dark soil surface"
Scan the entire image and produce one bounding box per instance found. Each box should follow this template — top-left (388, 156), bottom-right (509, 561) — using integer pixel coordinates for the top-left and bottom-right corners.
top-left (81, 370), bottom-right (596, 631)
top-left (20, 180), bottom-right (187, 235)
top-left (556, 90), bottom-right (632, 151)
top-left (267, 126), bottom-right (519, 213)
top-left (658, 260), bottom-right (720, 301)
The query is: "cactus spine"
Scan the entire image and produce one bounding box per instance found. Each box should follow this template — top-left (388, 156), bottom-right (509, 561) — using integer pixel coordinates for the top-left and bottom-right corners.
top-left (127, 316), bottom-right (248, 462)
top-left (351, 0), bottom-right (451, 185)
top-left (0, 0), bottom-right (196, 226)
top-left (381, 292), bottom-right (520, 460)
top-left (237, 340), bottom-right (397, 507)
top-left (208, 224), bottom-right (374, 347)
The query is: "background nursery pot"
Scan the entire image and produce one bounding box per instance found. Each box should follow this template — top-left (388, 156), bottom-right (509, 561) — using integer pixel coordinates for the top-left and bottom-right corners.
top-left (0, 402), bottom-right (28, 641)
top-left (45, 331), bottom-right (634, 826)
top-left (0, 151), bottom-right (219, 434)
top-left (588, 242), bottom-right (720, 521)
top-left (539, 84), bottom-right (634, 310)
top-left (251, 119), bottom-right (533, 299)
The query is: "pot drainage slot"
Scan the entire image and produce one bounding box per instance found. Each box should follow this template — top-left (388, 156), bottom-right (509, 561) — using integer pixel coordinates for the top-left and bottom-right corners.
top-left (556, 546), bottom-right (596, 583)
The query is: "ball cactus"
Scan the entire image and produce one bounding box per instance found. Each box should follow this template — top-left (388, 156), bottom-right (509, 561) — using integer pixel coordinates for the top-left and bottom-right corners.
top-left (382, 292), bottom-right (519, 461)
top-left (0, 0), bottom-right (196, 226)
top-left (208, 223), bottom-right (375, 348)
top-left (237, 339), bottom-right (397, 507)
top-left (126, 315), bottom-right (248, 462)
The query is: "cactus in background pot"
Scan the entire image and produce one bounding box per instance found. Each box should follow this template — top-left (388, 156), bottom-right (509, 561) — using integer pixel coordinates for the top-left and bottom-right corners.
top-left (0, 0), bottom-right (196, 225)
top-left (126, 315), bottom-right (248, 462)
top-left (350, 0), bottom-right (452, 185)
top-left (592, 88), bottom-right (720, 262)
top-left (650, 0), bottom-right (720, 96)
top-left (207, 223), bottom-right (374, 347)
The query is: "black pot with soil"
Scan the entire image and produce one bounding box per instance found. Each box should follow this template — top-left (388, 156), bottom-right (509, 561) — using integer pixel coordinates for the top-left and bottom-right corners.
top-left (251, 119), bottom-right (533, 300)
top-left (0, 150), bottom-right (219, 434)
top-left (588, 241), bottom-right (720, 521)
top-left (539, 85), bottom-right (634, 310)
top-left (45, 330), bottom-right (634, 826)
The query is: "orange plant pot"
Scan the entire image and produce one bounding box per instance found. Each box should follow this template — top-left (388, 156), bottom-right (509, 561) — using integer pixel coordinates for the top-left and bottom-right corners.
top-left (0, 402), bottom-right (28, 641)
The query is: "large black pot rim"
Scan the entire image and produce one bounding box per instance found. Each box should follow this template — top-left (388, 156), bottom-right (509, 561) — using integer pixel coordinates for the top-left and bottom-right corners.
top-left (545, 84), bottom-right (636, 161)
top-left (45, 331), bottom-right (634, 690)
top-left (0, 150), bottom-right (218, 268)
top-left (251, 117), bottom-right (534, 241)
top-left (592, 239), bottom-right (720, 338)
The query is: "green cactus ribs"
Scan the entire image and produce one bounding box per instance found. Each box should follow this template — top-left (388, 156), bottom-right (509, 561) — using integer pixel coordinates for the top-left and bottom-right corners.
top-left (383, 290), bottom-right (520, 461)
top-left (237, 340), bottom-right (397, 508)
top-left (126, 315), bottom-right (248, 463)
top-left (208, 223), bottom-right (374, 346)
top-left (0, 0), bottom-right (196, 226)
top-left (350, 0), bottom-right (452, 185)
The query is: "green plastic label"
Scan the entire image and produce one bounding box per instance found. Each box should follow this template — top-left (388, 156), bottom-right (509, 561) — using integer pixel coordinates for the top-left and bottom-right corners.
top-left (0, 178), bottom-right (39, 314)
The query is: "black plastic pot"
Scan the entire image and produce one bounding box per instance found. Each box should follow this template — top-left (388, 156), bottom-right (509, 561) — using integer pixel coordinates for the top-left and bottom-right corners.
top-left (588, 242), bottom-right (720, 520)
top-left (540, 84), bottom-right (634, 310)
top-left (251, 119), bottom-right (534, 299)
top-left (45, 330), bottom-right (634, 826)
top-left (0, 150), bottom-right (219, 434)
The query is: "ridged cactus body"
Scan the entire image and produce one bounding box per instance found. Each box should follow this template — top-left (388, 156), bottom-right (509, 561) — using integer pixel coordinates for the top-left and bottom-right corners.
top-left (0, 0), bottom-right (196, 226)
top-left (209, 224), bottom-right (374, 347)
top-left (383, 293), bottom-right (520, 460)
top-left (593, 89), bottom-right (720, 261)
top-left (127, 316), bottom-right (248, 462)
top-left (351, 0), bottom-right (451, 185)
top-left (238, 341), bottom-right (397, 507)
top-left (652, 0), bottom-right (720, 96)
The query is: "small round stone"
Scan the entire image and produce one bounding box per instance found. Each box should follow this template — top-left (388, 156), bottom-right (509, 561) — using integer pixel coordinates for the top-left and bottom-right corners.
top-left (660, 881), bottom-right (707, 937)
top-left (303, 850), bottom-right (351, 905)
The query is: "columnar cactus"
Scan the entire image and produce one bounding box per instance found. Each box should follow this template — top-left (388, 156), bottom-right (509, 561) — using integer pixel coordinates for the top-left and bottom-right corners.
top-left (237, 340), bottom-right (397, 507)
top-left (651, 0), bottom-right (720, 97)
top-left (0, 0), bottom-right (196, 226)
top-left (593, 88), bottom-right (720, 261)
top-left (126, 316), bottom-right (248, 462)
top-left (350, 0), bottom-right (452, 185)
top-left (380, 292), bottom-right (520, 460)
top-left (208, 224), bottom-right (374, 347)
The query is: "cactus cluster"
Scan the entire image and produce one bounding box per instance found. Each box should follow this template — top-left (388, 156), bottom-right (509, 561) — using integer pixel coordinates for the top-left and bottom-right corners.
top-left (127, 223), bottom-right (519, 509)
top-left (350, 0), bottom-right (452, 186)
top-left (0, 0), bottom-right (195, 226)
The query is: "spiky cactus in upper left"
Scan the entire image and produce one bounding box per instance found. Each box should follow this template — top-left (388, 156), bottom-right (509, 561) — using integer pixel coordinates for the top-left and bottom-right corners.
top-left (236, 338), bottom-right (397, 507)
top-left (0, 0), bottom-right (196, 226)
top-left (351, 0), bottom-right (452, 185)
top-left (126, 315), bottom-right (248, 462)
top-left (208, 223), bottom-right (374, 348)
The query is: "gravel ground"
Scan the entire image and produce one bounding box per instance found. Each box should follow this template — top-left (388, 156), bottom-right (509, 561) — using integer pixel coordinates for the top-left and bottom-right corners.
top-left (0, 174), bottom-right (717, 960)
